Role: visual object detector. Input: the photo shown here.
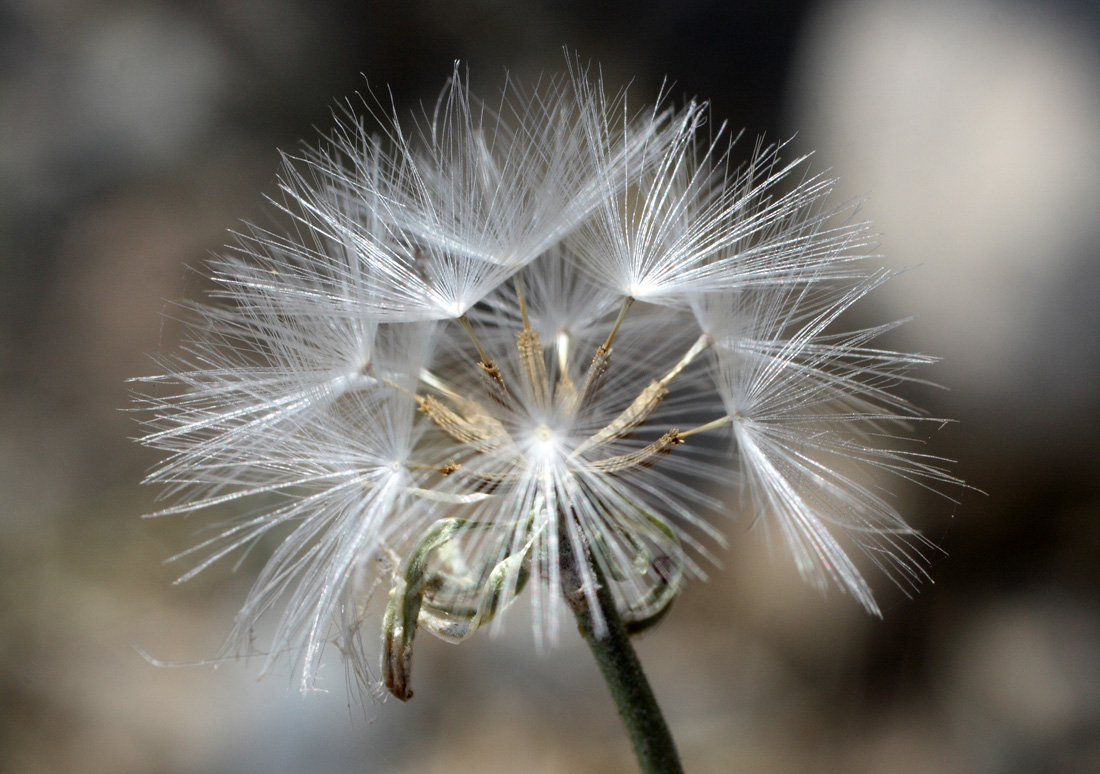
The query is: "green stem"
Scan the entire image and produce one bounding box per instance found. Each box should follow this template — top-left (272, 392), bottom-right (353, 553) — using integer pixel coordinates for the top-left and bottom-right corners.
top-left (560, 520), bottom-right (684, 774)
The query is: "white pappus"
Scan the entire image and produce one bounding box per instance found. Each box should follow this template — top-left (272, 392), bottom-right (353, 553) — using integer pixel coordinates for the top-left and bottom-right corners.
top-left (134, 60), bottom-right (958, 698)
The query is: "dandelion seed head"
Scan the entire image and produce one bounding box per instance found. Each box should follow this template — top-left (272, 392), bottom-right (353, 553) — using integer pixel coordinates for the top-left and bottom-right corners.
top-left (134, 58), bottom-right (959, 696)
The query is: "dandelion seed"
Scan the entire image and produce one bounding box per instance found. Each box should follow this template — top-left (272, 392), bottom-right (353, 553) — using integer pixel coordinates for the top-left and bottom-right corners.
top-left (134, 58), bottom-right (958, 712)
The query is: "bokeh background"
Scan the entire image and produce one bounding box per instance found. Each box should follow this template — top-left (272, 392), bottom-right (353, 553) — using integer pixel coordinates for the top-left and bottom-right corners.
top-left (3, 0), bottom-right (1099, 771)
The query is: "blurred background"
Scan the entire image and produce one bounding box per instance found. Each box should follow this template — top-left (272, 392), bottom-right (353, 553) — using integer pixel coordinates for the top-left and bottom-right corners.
top-left (2, 0), bottom-right (1099, 771)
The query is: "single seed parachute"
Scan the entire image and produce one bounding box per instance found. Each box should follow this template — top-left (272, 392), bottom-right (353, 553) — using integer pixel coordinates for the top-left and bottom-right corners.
top-left (134, 60), bottom-right (957, 699)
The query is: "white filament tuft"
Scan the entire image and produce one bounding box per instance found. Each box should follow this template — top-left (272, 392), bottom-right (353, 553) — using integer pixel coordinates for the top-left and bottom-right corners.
top-left (134, 58), bottom-right (959, 695)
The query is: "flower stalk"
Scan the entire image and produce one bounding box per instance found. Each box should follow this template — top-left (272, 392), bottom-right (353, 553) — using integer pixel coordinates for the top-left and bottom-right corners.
top-left (560, 516), bottom-right (684, 774)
